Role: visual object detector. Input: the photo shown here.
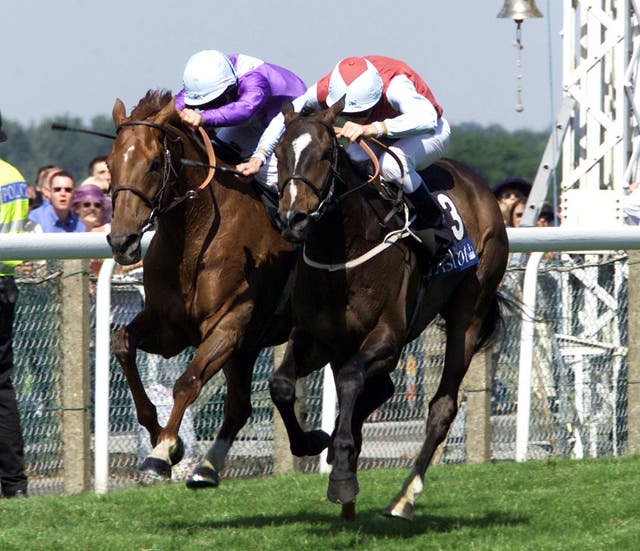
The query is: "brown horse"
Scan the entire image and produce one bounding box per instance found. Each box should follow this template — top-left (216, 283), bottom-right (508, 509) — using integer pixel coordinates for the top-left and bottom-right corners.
top-left (269, 99), bottom-right (509, 520)
top-left (107, 89), bottom-right (300, 486)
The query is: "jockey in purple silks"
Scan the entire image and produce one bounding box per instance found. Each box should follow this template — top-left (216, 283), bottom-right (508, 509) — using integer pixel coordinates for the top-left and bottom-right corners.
top-left (174, 50), bottom-right (306, 190)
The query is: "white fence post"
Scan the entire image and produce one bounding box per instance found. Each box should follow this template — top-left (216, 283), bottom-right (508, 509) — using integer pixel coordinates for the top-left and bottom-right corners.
top-left (94, 259), bottom-right (116, 494)
top-left (516, 252), bottom-right (544, 462)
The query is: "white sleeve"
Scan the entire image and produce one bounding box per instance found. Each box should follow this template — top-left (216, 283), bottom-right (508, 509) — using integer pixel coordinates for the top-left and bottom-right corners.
top-left (382, 75), bottom-right (438, 137)
top-left (253, 84), bottom-right (322, 162)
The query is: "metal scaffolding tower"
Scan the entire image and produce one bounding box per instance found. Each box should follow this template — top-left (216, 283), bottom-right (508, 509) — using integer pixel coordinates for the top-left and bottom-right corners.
top-left (540, 0), bottom-right (640, 458)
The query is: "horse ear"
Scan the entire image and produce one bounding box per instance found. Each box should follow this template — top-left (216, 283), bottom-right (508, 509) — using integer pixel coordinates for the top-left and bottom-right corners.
top-left (282, 100), bottom-right (297, 124)
top-left (152, 97), bottom-right (176, 126)
top-left (323, 96), bottom-right (345, 123)
top-left (112, 98), bottom-right (127, 126)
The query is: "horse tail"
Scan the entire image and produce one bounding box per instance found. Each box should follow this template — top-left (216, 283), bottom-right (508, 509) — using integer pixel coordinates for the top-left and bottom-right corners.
top-left (473, 290), bottom-right (515, 353)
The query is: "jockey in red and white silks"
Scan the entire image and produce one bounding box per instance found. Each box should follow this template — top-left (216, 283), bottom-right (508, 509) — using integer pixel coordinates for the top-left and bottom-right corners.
top-left (239, 55), bottom-right (451, 196)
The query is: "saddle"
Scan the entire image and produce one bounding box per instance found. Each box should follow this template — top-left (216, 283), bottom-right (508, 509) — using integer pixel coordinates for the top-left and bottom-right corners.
top-left (374, 165), bottom-right (479, 280)
top-left (208, 136), bottom-right (281, 229)
top-left (252, 183), bottom-right (281, 230)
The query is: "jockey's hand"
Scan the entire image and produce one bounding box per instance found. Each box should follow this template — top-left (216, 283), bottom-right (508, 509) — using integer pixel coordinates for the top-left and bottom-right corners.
top-left (179, 108), bottom-right (204, 129)
top-left (236, 157), bottom-right (263, 179)
top-left (336, 122), bottom-right (378, 143)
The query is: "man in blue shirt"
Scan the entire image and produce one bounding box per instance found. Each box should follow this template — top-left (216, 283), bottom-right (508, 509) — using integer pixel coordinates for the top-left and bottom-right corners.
top-left (28, 170), bottom-right (85, 232)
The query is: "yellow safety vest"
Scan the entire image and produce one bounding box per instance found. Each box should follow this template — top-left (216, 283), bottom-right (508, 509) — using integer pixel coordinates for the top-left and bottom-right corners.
top-left (0, 158), bottom-right (29, 275)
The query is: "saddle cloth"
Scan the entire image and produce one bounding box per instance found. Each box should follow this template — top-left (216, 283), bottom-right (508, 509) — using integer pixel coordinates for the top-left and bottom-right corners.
top-left (428, 190), bottom-right (479, 279)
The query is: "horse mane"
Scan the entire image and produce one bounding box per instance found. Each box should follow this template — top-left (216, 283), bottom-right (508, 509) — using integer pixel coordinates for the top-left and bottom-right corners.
top-left (130, 89), bottom-right (174, 120)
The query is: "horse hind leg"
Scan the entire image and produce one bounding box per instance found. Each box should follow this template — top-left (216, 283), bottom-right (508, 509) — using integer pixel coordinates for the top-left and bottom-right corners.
top-left (187, 354), bottom-right (255, 490)
top-left (385, 317), bottom-right (483, 520)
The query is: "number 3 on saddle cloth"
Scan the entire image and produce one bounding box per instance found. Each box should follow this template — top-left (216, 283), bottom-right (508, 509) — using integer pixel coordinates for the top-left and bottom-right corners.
top-left (421, 192), bottom-right (478, 279)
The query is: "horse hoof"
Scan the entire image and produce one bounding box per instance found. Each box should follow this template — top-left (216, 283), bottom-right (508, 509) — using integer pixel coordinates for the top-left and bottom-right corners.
top-left (186, 465), bottom-right (220, 490)
top-left (382, 502), bottom-right (415, 521)
top-left (327, 474), bottom-right (359, 504)
top-left (169, 437), bottom-right (185, 466)
top-left (138, 457), bottom-right (172, 485)
top-left (291, 429), bottom-right (331, 457)
top-left (306, 430), bottom-right (331, 456)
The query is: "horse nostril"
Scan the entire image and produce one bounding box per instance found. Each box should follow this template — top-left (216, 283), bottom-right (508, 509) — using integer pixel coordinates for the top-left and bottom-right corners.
top-left (278, 210), bottom-right (309, 236)
top-left (289, 211), bottom-right (308, 230)
top-left (109, 233), bottom-right (139, 255)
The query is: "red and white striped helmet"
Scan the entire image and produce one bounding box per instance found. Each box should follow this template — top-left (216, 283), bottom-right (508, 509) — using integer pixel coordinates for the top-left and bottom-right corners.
top-left (326, 57), bottom-right (383, 113)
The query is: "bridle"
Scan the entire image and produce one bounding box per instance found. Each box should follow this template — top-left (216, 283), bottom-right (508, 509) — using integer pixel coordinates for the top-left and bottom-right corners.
top-left (279, 118), bottom-right (388, 222)
top-left (112, 121), bottom-right (215, 234)
top-left (279, 119), bottom-right (344, 221)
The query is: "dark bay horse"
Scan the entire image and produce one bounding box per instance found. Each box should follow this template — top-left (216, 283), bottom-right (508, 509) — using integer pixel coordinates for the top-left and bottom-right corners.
top-left (270, 99), bottom-right (509, 520)
top-left (107, 89), bottom-right (297, 486)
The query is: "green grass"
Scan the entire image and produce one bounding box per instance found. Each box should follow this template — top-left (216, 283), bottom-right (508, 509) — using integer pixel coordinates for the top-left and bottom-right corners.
top-left (1, 456), bottom-right (639, 550)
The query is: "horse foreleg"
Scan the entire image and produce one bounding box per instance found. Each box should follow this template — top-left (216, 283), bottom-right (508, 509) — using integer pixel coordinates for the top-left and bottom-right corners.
top-left (140, 328), bottom-right (237, 481)
top-left (187, 354), bottom-right (256, 490)
top-left (352, 373), bottom-right (395, 455)
top-left (269, 329), bottom-right (331, 457)
top-left (327, 372), bottom-right (395, 464)
top-left (385, 319), bottom-right (481, 520)
top-left (336, 373), bottom-right (395, 522)
top-left (112, 325), bottom-right (161, 446)
top-left (329, 324), bottom-right (400, 507)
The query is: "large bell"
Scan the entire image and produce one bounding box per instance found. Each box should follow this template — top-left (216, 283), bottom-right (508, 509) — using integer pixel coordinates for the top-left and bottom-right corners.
top-left (497, 0), bottom-right (543, 21)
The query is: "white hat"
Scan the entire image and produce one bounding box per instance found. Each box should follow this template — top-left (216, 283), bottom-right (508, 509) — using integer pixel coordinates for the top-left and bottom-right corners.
top-left (326, 57), bottom-right (383, 113)
top-left (182, 50), bottom-right (237, 106)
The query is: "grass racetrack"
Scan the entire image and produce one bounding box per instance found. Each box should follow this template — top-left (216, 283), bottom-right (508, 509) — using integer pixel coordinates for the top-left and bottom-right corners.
top-left (1, 456), bottom-right (638, 550)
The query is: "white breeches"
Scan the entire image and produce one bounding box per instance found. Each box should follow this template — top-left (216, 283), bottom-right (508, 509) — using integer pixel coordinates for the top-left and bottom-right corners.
top-left (215, 125), bottom-right (279, 189)
top-left (346, 116), bottom-right (451, 193)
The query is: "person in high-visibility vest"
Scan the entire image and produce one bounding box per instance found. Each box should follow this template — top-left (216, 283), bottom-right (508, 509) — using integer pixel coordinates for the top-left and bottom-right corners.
top-left (0, 111), bottom-right (29, 498)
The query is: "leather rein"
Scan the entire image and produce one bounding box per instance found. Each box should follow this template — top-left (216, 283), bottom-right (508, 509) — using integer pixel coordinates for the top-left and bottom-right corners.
top-left (279, 120), bottom-right (378, 221)
top-left (279, 118), bottom-right (405, 222)
top-left (112, 121), bottom-right (216, 234)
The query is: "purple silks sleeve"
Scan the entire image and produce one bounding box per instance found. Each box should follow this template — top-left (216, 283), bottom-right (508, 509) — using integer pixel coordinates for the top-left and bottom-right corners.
top-left (200, 71), bottom-right (269, 127)
top-left (175, 91), bottom-right (187, 111)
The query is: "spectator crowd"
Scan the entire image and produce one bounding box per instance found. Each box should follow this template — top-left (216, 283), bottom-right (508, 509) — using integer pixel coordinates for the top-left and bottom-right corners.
top-left (492, 176), bottom-right (559, 228)
top-left (25, 156), bottom-right (112, 234)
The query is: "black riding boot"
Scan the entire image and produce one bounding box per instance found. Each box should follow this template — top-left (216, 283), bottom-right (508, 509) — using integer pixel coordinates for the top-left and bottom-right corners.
top-left (351, 159), bottom-right (375, 181)
top-left (405, 184), bottom-right (452, 269)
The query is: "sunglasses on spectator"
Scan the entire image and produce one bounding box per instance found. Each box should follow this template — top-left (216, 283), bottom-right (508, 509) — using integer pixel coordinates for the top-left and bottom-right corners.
top-left (81, 201), bottom-right (103, 209)
top-left (499, 191), bottom-right (525, 200)
top-left (52, 186), bottom-right (74, 193)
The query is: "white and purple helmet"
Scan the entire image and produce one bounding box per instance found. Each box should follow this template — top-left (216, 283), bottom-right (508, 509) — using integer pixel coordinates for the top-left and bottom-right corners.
top-left (182, 50), bottom-right (237, 106)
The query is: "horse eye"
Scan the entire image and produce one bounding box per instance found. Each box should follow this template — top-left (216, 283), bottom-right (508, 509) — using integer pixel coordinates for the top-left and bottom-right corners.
top-left (149, 158), bottom-right (162, 172)
top-left (321, 149), bottom-right (332, 161)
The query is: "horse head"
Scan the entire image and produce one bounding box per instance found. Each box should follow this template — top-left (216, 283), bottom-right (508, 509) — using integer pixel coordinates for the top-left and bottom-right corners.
top-left (107, 90), bottom-right (181, 264)
top-left (275, 97), bottom-right (345, 243)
